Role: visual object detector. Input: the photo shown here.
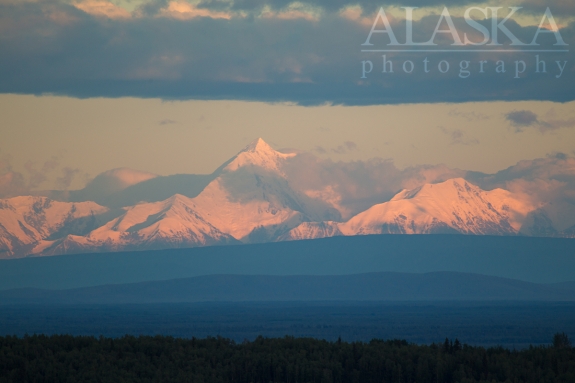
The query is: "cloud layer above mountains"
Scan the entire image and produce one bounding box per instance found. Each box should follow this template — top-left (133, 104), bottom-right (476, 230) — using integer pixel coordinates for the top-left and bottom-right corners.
top-left (0, 0), bottom-right (573, 104)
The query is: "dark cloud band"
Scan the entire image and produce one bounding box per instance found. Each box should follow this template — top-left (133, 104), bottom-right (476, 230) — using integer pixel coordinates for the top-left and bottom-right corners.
top-left (0, 1), bottom-right (573, 105)
top-left (198, 0), bottom-right (487, 13)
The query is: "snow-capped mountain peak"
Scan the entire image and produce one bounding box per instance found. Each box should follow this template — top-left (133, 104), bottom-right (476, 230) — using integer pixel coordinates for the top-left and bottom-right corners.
top-left (224, 138), bottom-right (296, 173)
top-left (340, 178), bottom-right (529, 236)
top-left (244, 137), bottom-right (273, 153)
top-left (37, 193), bottom-right (237, 256)
top-left (0, 196), bottom-right (108, 257)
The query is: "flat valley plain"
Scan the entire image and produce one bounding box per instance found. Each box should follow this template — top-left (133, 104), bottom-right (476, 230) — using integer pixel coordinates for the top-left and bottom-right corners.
top-left (1, 301), bottom-right (574, 350)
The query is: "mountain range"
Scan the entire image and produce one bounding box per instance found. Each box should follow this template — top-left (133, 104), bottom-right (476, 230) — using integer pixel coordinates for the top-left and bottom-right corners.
top-left (1, 138), bottom-right (574, 258)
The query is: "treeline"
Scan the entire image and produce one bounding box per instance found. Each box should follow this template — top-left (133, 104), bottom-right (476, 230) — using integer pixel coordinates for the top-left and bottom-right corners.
top-left (0, 334), bottom-right (573, 383)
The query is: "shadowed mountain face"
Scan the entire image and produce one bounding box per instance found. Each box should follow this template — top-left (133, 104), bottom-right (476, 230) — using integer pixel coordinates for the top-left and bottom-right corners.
top-left (1, 271), bottom-right (574, 305)
top-left (0, 139), bottom-right (574, 258)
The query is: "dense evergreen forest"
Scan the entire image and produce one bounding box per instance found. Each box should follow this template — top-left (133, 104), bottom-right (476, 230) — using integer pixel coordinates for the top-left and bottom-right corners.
top-left (0, 334), bottom-right (573, 383)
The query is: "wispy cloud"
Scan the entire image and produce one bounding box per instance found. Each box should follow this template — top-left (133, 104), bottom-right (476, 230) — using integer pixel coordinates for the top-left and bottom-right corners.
top-left (23, 157), bottom-right (61, 190)
top-left (506, 110), bottom-right (539, 129)
top-left (55, 167), bottom-right (82, 190)
top-left (283, 153), bottom-right (465, 218)
top-left (0, 155), bottom-right (85, 197)
top-left (332, 141), bottom-right (358, 154)
top-left (439, 126), bottom-right (479, 145)
top-left (157, 1), bottom-right (233, 20)
top-left (505, 110), bottom-right (575, 133)
top-left (73, 0), bottom-right (132, 19)
top-left (313, 146), bottom-right (327, 154)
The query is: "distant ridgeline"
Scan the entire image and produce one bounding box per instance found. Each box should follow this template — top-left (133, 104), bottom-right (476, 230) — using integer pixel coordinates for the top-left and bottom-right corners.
top-left (0, 334), bottom-right (573, 383)
top-left (1, 235), bottom-right (575, 293)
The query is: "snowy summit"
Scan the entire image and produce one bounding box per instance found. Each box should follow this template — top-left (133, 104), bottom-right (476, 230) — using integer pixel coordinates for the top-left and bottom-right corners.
top-left (224, 138), bottom-right (296, 173)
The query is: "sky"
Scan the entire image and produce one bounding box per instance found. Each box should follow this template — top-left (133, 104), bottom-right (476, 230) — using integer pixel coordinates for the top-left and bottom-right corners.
top-left (0, 0), bottom-right (574, 192)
